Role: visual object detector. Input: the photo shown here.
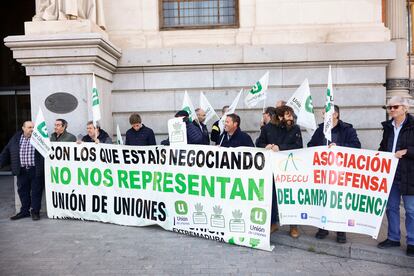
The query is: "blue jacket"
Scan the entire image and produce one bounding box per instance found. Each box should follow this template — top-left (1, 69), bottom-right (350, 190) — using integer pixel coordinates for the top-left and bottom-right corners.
top-left (219, 128), bottom-right (254, 148)
top-left (307, 120), bottom-right (361, 149)
top-left (160, 118), bottom-right (203, 145)
top-left (193, 121), bottom-right (210, 145)
top-left (125, 124), bottom-right (156, 146)
top-left (185, 119), bottom-right (203, 144)
top-left (0, 131), bottom-right (44, 177)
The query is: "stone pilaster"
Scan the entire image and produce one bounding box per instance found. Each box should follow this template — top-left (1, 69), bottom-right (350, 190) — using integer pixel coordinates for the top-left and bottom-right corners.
top-left (386, 0), bottom-right (411, 99)
top-left (4, 20), bottom-right (122, 138)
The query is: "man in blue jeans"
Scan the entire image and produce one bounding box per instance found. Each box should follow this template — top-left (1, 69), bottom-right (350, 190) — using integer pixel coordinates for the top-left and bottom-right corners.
top-left (377, 96), bottom-right (414, 257)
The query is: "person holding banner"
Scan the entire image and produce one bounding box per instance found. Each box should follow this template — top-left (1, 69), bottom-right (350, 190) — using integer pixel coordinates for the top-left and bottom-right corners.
top-left (307, 105), bottom-right (361, 243)
top-left (125, 113), bottom-right (156, 146)
top-left (211, 105), bottom-right (229, 145)
top-left (161, 110), bottom-right (203, 146)
top-left (193, 108), bottom-right (210, 145)
top-left (260, 107), bottom-right (276, 129)
top-left (0, 121), bottom-right (44, 220)
top-left (308, 105), bottom-right (361, 149)
top-left (219, 114), bottom-right (254, 148)
top-left (256, 105), bottom-right (303, 237)
top-left (50, 119), bottom-right (77, 142)
top-left (81, 121), bottom-right (112, 144)
top-left (377, 96), bottom-right (414, 257)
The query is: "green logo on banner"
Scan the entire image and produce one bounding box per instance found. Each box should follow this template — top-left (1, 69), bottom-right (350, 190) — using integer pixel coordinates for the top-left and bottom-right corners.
top-left (92, 88), bottom-right (100, 106)
top-left (325, 88), bottom-right (332, 112)
top-left (250, 81), bottom-right (262, 94)
top-left (283, 153), bottom-right (299, 171)
top-left (37, 121), bottom-right (48, 138)
top-left (250, 207), bottom-right (267, 225)
top-left (175, 200), bottom-right (188, 215)
top-left (305, 95), bottom-right (314, 113)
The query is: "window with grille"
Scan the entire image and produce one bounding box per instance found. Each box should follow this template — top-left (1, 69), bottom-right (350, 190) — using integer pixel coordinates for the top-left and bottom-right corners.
top-left (160, 0), bottom-right (238, 30)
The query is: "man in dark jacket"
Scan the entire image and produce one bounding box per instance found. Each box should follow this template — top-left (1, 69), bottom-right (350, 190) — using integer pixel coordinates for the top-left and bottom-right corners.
top-left (211, 105), bottom-right (229, 145)
top-left (307, 105), bottom-right (361, 243)
top-left (376, 96), bottom-right (414, 257)
top-left (50, 119), bottom-right (77, 142)
top-left (81, 121), bottom-right (112, 144)
top-left (161, 110), bottom-right (204, 146)
top-left (256, 105), bottom-right (302, 237)
top-left (125, 113), bottom-right (156, 146)
top-left (308, 105), bottom-right (361, 148)
top-left (0, 121), bottom-right (44, 220)
top-left (193, 108), bottom-right (210, 145)
top-left (219, 113), bottom-right (254, 148)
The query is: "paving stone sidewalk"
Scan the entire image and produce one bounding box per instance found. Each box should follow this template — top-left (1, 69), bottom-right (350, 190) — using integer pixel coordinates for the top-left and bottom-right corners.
top-left (0, 176), bottom-right (412, 275)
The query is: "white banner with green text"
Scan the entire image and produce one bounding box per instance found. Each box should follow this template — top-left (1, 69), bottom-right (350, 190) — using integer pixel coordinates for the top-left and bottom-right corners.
top-left (45, 143), bottom-right (274, 251)
top-left (271, 146), bottom-right (398, 238)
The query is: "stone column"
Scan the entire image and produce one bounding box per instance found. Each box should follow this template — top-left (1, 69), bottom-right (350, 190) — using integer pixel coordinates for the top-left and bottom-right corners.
top-left (4, 20), bottom-right (121, 138)
top-left (386, 0), bottom-right (411, 99)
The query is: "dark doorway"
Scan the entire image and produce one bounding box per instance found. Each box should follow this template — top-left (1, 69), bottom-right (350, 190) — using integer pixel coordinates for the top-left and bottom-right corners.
top-left (0, 1), bottom-right (34, 156)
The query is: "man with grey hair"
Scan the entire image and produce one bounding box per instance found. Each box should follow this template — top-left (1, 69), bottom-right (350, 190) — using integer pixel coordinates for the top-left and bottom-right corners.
top-left (377, 96), bottom-right (414, 257)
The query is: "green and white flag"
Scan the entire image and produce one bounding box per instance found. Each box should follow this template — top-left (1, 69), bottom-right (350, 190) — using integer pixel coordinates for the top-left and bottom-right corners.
top-left (91, 73), bottom-right (101, 126)
top-left (31, 107), bottom-right (52, 158)
top-left (200, 92), bottom-right (219, 124)
top-left (116, 124), bottom-right (123, 145)
top-left (323, 66), bottom-right (334, 142)
top-left (219, 89), bottom-right (242, 134)
top-left (244, 71), bottom-right (269, 108)
top-left (286, 78), bottom-right (317, 130)
top-left (182, 91), bottom-right (197, 123)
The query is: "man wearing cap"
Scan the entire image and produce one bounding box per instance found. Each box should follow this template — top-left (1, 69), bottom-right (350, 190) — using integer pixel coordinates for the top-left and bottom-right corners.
top-left (161, 110), bottom-right (203, 145)
top-left (377, 96), bottom-right (414, 257)
top-left (0, 121), bottom-right (44, 220)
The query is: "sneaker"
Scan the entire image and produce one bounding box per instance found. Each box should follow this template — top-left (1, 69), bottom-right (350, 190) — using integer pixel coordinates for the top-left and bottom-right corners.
top-left (315, 229), bottom-right (329, 239)
top-left (31, 212), bottom-right (40, 221)
top-left (377, 239), bottom-right (401, 249)
top-left (289, 226), bottom-right (300, 238)
top-left (271, 223), bottom-right (279, 233)
top-left (336, 232), bottom-right (347, 243)
top-left (10, 212), bottom-right (30, 220)
top-left (407, 244), bottom-right (414, 257)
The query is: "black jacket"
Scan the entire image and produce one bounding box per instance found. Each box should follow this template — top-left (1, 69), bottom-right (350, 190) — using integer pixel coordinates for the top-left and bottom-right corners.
top-left (193, 121), bottom-right (210, 145)
top-left (211, 120), bottom-right (221, 145)
top-left (0, 131), bottom-right (44, 177)
top-left (307, 121), bottom-right (361, 149)
top-left (379, 114), bottom-right (414, 195)
top-left (125, 124), bottom-right (156, 146)
top-left (82, 129), bottom-right (112, 144)
top-left (256, 123), bottom-right (303, 150)
top-left (219, 128), bottom-right (254, 148)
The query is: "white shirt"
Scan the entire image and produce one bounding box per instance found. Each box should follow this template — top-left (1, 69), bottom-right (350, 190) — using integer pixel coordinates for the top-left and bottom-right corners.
top-left (391, 118), bottom-right (406, 153)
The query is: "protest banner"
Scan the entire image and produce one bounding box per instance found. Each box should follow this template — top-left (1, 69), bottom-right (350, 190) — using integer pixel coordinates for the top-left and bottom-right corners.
top-left (45, 143), bottom-right (274, 251)
top-left (31, 107), bottom-right (52, 158)
top-left (271, 146), bottom-right (398, 238)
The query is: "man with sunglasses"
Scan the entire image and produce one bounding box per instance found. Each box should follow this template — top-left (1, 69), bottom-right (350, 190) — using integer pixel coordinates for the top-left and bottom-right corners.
top-left (377, 96), bottom-right (414, 257)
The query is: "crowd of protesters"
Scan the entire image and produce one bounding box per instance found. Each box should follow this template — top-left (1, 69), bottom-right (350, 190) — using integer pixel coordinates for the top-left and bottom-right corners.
top-left (0, 96), bottom-right (412, 257)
